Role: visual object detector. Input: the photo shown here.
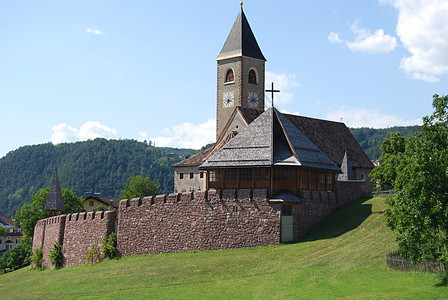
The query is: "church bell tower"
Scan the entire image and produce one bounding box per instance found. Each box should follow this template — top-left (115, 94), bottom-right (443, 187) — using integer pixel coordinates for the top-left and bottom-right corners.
top-left (216, 6), bottom-right (266, 139)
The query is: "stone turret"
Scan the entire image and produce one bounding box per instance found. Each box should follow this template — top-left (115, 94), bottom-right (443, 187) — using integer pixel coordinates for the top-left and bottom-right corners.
top-left (44, 169), bottom-right (65, 214)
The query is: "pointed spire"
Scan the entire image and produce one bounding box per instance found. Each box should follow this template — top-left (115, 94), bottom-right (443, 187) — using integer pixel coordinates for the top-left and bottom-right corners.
top-left (44, 169), bottom-right (65, 212)
top-left (217, 7), bottom-right (266, 61)
top-left (339, 151), bottom-right (355, 181)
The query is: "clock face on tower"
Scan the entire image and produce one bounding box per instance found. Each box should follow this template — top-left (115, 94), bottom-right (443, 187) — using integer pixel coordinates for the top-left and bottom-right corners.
top-left (248, 92), bottom-right (259, 108)
top-left (223, 91), bottom-right (235, 108)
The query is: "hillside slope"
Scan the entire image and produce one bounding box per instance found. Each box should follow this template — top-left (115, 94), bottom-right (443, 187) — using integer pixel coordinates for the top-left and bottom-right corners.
top-left (0, 139), bottom-right (195, 216)
top-left (1, 196), bottom-right (446, 298)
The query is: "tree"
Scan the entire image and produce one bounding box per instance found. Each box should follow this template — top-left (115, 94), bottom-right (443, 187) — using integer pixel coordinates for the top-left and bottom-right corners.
top-left (385, 94), bottom-right (448, 266)
top-left (14, 188), bottom-right (82, 239)
top-left (369, 132), bottom-right (407, 190)
top-left (120, 175), bottom-right (159, 199)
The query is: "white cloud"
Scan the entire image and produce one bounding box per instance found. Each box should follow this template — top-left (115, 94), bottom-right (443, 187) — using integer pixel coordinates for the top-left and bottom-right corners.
top-left (86, 28), bottom-right (104, 35)
top-left (328, 32), bottom-right (343, 44)
top-left (51, 121), bottom-right (118, 144)
top-left (150, 119), bottom-right (215, 149)
top-left (381, 0), bottom-right (448, 82)
top-left (346, 21), bottom-right (397, 53)
top-left (265, 71), bottom-right (301, 106)
top-left (326, 107), bottom-right (421, 128)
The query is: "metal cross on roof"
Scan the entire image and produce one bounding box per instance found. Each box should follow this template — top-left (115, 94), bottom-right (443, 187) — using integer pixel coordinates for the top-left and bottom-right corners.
top-left (266, 82), bottom-right (280, 107)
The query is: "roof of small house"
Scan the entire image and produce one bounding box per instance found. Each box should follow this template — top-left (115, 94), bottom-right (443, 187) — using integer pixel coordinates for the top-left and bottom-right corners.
top-left (216, 7), bottom-right (266, 61)
top-left (0, 215), bottom-right (14, 227)
top-left (44, 169), bottom-right (65, 211)
top-left (84, 196), bottom-right (119, 209)
top-left (199, 107), bottom-right (341, 172)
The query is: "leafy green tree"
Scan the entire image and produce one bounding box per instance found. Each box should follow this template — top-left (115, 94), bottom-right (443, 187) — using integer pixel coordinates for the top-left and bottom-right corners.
top-left (385, 94), bottom-right (448, 266)
top-left (369, 132), bottom-right (407, 190)
top-left (0, 238), bottom-right (32, 273)
top-left (14, 188), bottom-right (82, 239)
top-left (0, 227), bottom-right (8, 236)
top-left (120, 175), bottom-right (159, 199)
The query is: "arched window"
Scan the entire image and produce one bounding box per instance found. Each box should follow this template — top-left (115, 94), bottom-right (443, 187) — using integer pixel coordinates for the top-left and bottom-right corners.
top-left (225, 69), bottom-right (234, 83)
top-left (248, 69), bottom-right (257, 84)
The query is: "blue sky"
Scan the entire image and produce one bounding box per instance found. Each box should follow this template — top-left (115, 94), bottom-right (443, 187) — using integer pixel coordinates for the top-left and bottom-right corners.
top-left (1, 0), bottom-right (447, 158)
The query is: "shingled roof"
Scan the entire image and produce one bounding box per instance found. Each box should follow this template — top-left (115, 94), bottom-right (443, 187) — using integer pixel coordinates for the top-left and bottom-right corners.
top-left (44, 169), bottom-right (65, 212)
top-left (199, 107), bottom-right (340, 172)
top-left (216, 7), bottom-right (266, 61)
top-left (284, 114), bottom-right (374, 169)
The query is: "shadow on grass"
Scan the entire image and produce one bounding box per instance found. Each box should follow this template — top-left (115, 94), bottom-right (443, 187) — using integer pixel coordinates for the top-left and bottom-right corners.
top-left (300, 197), bottom-right (373, 242)
top-left (434, 276), bottom-right (448, 287)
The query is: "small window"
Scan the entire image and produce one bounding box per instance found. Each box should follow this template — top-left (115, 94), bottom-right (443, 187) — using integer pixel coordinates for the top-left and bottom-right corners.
top-left (0, 239), bottom-right (2, 244)
top-left (89, 201), bottom-right (94, 207)
top-left (200, 172), bottom-right (204, 178)
top-left (319, 173), bottom-right (326, 185)
top-left (210, 170), bottom-right (222, 182)
top-left (225, 69), bottom-right (234, 83)
top-left (190, 172), bottom-right (194, 179)
top-left (180, 173), bottom-right (184, 179)
top-left (248, 69), bottom-right (257, 84)
top-left (327, 173), bottom-right (333, 185)
top-left (282, 205), bottom-right (292, 216)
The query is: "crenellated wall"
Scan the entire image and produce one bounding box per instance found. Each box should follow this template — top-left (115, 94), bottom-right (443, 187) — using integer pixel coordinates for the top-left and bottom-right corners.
top-left (116, 189), bottom-right (281, 256)
top-left (32, 181), bottom-right (367, 268)
top-left (63, 210), bottom-right (116, 267)
top-left (32, 215), bottom-right (66, 268)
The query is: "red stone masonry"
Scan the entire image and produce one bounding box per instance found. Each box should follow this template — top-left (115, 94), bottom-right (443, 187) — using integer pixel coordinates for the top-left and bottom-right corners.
top-left (63, 210), bottom-right (116, 267)
top-left (32, 215), bottom-right (66, 269)
top-left (32, 181), bottom-right (367, 268)
top-left (116, 189), bottom-right (281, 256)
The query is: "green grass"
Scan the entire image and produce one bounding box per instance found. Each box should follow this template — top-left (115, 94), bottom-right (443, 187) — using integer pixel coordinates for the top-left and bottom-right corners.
top-left (1, 196), bottom-right (447, 299)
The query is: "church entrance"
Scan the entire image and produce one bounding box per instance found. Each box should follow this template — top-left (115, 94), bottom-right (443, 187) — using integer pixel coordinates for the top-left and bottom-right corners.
top-left (281, 204), bottom-right (293, 242)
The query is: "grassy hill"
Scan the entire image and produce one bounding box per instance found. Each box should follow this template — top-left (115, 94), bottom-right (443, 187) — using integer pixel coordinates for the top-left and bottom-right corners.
top-left (1, 196), bottom-right (447, 298)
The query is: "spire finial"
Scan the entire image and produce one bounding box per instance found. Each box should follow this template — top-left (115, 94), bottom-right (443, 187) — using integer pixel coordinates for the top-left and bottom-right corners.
top-left (240, 2), bottom-right (243, 7)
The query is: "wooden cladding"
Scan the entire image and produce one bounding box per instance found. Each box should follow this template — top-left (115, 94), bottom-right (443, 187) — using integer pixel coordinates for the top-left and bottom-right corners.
top-left (207, 167), bottom-right (336, 194)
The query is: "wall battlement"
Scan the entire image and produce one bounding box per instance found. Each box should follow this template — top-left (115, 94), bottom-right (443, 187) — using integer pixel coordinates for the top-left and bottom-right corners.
top-left (32, 181), bottom-right (367, 268)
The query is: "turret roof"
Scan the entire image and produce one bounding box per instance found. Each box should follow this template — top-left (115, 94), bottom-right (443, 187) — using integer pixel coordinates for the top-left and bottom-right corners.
top-left (217, 8), bottom-right (266, 61)
top-left (44, 169), bottom-right (65, 212)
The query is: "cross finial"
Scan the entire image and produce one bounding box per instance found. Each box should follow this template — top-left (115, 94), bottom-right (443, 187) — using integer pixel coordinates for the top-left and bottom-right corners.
top-left (265, 82), bottom-right (280, 107)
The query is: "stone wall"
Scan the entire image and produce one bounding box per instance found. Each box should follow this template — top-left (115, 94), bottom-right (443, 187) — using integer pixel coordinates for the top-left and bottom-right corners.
top-left (116, 189), bottom-right (281, 256)
top-left (32, 215), bottom-right (66, 268)
top-left (63, 210), bottom-right (116, 267)
top-left (32, 182), bottom-right (366, 268)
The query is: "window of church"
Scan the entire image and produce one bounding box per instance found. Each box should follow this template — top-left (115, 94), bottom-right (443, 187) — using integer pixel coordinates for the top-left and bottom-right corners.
top-left (200, 172), bottom-right (204, 179)
top-left (209, 170), bottom-right (221, 182)
top-left (190, 172), bottom-right (194, 179)
top-left (224, 169), bottom-right (237, 181)
top-left (255, 168), bottom-right (268, 181)
top-left (327, 173), bottom-right (333, 185)
top-left (248, 69), bottom-right (257, 84)
top-left (180, 173), bottom-right (184, 179)
top-left (240, 169), bottom-right (252, 181)
top-left (319, 173), bottom-right (326, 185)
top-left (225, 69), bottom-right (234, 83)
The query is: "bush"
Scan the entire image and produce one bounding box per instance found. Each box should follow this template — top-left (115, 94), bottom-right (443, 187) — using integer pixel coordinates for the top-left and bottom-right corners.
top-left (0, 239), bottom-right (32, 273)
top-left (48, 242), bottom-right (63, 268)
top-left (31, 247), bottom-right (43, 269)
top-left (85, 246), bottom-right (101, 264)
top-left (101, 232), bottom-right (118, 259)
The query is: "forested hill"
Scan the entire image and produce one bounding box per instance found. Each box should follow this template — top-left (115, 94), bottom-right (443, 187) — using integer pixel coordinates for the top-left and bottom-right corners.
top-left (0, 125), bottom-right (421, 217)
top-left (349, 125), bottom-right (421, 160)
top-left (0, 139), bottom-right (196, 216)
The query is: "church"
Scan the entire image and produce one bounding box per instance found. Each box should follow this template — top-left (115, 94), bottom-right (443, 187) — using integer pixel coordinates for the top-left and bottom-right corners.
top-left (33, 6), bottom-right (376, 268)
top-left (173, 6), bottom-right (374, 198)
